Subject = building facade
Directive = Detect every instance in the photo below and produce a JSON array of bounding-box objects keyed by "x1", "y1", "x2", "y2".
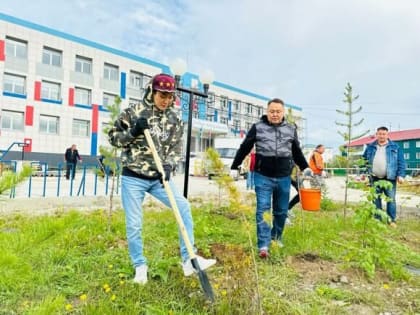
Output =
[{"x1": 0, "y1": 13, "x2": 303, "y2": 166}]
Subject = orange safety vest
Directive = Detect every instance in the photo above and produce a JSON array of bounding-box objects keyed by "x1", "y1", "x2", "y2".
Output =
[{"x1": 309, "y1": 151, "x2": 324, "y2": 175}]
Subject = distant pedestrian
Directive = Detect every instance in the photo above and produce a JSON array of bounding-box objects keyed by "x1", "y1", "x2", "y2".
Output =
[
  {"x1": 246, "y1": 148, "x2": 256, "y2": 190},
  {"x1": 309, "y1": 144, "x2": 326, "y2": 186},
  {"x1": 362, "y1": 126, "x2": 406, "y2": 227},
  {"x1": 64, "y1": 144, "x2": 82, "y2": 180}
]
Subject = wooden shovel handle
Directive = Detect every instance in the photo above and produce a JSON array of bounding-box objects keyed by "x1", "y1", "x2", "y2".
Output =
[{"x1": 143, "y1": 129, "x2": 197, "y2": 259}]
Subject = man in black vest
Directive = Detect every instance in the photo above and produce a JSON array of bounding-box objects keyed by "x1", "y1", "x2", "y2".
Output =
[{"x1": 231, "y1": 98, "x2": 311, "y2": 258}]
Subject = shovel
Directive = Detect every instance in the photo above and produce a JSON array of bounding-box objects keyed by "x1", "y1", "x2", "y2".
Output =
[{"x1": 143, "y1": 129, "x2": 215, "y2": 302}]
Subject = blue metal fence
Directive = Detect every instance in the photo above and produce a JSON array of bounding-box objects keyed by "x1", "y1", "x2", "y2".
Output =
[{"x1": 1, "y1": 161, "x2": 120, "y2": 198}]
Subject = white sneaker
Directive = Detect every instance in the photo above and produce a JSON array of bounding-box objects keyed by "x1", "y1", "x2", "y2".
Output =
[
  {"x1": 286, "y1": 218, "x2": 292, "y2": 225},
  {"x1": 182, "y1": 255, "x2": 216, "y2": 277},
  {"x1": 133, "y1": 265, "x2": 148, "y2": 284}
]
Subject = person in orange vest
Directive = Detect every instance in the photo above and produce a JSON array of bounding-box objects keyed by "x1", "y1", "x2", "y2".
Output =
[
  {"x1": 309, "y1": 144, "x2": 326, "y2": 187},
  {"x1": 309, "y1": 144, "x2": 325, "y2": 175}
]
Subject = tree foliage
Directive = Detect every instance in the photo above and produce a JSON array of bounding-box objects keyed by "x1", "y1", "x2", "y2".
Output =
[
  {"x1": 99, "y1": 96, "x2": 122, "y2": 229},
  {"x1": 335, "y1": 83, "x2": 369, "y2": 216}
]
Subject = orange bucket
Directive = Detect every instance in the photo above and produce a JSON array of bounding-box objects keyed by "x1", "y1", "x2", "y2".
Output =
[{"x1": 299, "y1": 188, "x2": 321, "y2": 211}]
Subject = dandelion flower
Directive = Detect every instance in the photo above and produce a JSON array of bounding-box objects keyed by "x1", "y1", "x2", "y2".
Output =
[
  {"x1": 103, "y1": 283, "x2": 110, "y2": 290},
  {"x1": 65, "y1": 304, "x2": 73, "y2": 311},
  {"x1": 111, "y1": 294, "x2": 116, "y2": 301},
  {"x1": 383, "y1": 283, "x2": 390, "y2": 289},
  {"x1": 105, "y1": 287, "x2": 111, "y2": 293},
  {"x1": 108, "y1": 264, "x2": 113, "y2": 269}
]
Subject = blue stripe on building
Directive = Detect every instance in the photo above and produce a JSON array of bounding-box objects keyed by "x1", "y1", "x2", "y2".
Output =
[
  {"x1": 91, "y1": 132, "x2": 98, "y2": 156},
  {"x1": 120, "y1": 72, "x2": 126, "y2": 99}
]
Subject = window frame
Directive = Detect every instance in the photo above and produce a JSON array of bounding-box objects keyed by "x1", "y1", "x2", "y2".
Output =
[
  {"x1": 39, "y1": 114, "x2": 59, "y2": 135},
  {"x1": 72, "y1": 119, "x2": 90, "y2": 137},
  {"x1": 3, "y1": 73, "x2": 26, "y2": 95},
  {"x1": 75, "y1": 55, "x2": 92, "y2": 74},
  {"x1": 5, "y1": 36, "x2": 28, "y2": 59},
  {"x1": 103, "y1": 63, "x2": 119, "y2": 81},
  {"x1": 75, "y1": 87, "x2": 92, "y2": 105},
  {"x1": 41, "y1": 80, "x2": 61, "y2": 101},
  {"x1": 42, "y1": 47, "x2": 62, "y2": 67},
  {"x1": 103, "y1": 92, "x2": 118, "y2": 106},
  {"x1": 1, "y1": 110, "x2": 24, "y2": 131}
]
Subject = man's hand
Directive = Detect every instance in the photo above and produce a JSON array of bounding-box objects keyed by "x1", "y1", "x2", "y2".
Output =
[
  {"x1": 159, "y1": 164, "x2": 172, "y2": 183},
  {"x1": 303, "y1": 168, "x2": 313, "y2": 177},
  {"x1": 397, "y1": 176, "x2": 404, "y2": 184},
  {"x1": 230, "y1": 169, "x2": 239, "y2": 179},
  {"x1": 130, "y1": 117, "x2": 149, "y2": 137}
]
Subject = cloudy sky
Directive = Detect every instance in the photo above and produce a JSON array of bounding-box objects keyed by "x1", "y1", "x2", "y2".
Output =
[{"x1": 1, "y1": 0, "x2": 419, "y2": 148}]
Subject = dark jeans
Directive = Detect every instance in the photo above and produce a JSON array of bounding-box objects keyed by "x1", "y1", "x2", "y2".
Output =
[
  {"x1": 254, "y1": 172, "x2": 291, "y2": 249},
  {"x1": 66, "y1": 162, "x2": 76, "y2": 180},
  {"x1": 288, "y1": 179, "x2": 300, "y2": 210}
]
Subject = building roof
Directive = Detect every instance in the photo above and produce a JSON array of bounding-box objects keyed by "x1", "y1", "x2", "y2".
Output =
[{"x1": 347, "y1": 128, "x2": 420, "y2": 147}]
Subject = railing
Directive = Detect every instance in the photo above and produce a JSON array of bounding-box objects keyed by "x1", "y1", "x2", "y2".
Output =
[{"x1": 1, "y1": 161, "x2": 120, "y2": 198}]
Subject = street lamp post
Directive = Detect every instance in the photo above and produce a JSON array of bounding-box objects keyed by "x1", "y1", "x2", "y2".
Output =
[{"x1": 170, "y1": 59, "x2": 214, "y2": 198}]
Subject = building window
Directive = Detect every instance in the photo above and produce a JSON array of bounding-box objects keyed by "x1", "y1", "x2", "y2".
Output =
[
  {"x1": 75, "y1": 56, "x2": 92, "y2": 74},
  {"x1": 220, "y1": 97, "x2": 227, "y2": 109},
  {"x1": 404, "y1": 153, "x2": 410, "y2": 159},
  {"x1": 103, "y1": 93, "x2": 118, "y2": 106},
  {"x1": 416, "y1": 152, "x2": 420, "y2": 159},
  {"x1": 3, "y1": 73, "x2": 26, "y2": 95},
  {"x1": 220, "y1": 117, "x2": 228, "y2": 124},
  {"x1": 416, "y1": 141, "x2": 420, "y2": 148},
  {"x1": 403, "y1": 142, "x2": 409, "y2": 149},
  {"x1": 233, "y1": 100, "x2": 240, "y2": 111},
  {"x1": 247, "y1": 103, "x2": 253, "y2": 114},
  {"x1": 41, "y1": 81, "x2": 61, "y2": 101},
  {"x1": 5, "y1": 36, "x2": 27, "y2": 59},
  {"x1": 39, "y1": 115, "x2": 59, "y2": 134},
  {"x1": 103, "y1": 63, "x2": 119, "y2": 81},
  {"x1": 42, "y1": 47, "x2": 62, "y2": 67},
  {"x1": 129, "y1": 98, "x2": 141, "y2": 107},
  {"x1": 72, "y1": 119, "x2": 90, "y2": 137},
  {"x1": 129, "y1": 71, "x2": 143, "y2": 88},
  {"x1": 245, "y1": 122, "x2": 252, "y2": 130},
  {"x1": 75, "y1": 87, "x2": 92, "y2": 105},
  {"x1": 1, "y1": 110, "x2": 24, "y2": 131},
  {"x1": 207, "y1": 93, "x2": 215, "y2": 106},
  {"x1": 233, "y1": 119, "x2": 241, "y2": 130}
]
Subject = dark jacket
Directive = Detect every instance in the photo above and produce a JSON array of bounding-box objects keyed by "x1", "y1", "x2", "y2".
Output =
[
  {"x1": 64, "y1": 148, "x2": 81, "y2": 164},
  {"x1": 231, "y1": 116, "x2": 308, "y2": 177}
]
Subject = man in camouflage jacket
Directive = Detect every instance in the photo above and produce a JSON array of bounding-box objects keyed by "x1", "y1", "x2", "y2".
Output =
[{"x1": 108, "y1": 73, "x2": 215, "y2": 284}]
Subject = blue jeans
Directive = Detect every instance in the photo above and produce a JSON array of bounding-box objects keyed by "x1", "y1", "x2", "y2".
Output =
[
  {"x1": 246, "y1": 171, "x2": 255, "y2": 189},
  {"x1": 254, "y1": 172, "x2": 291, "y2": 249},
  {"x1": 121, "y1": 175, "x2": 194, "y2": 267},
  {"x1": 372, "y1": 178, "x2": 397, "y2": 222}
]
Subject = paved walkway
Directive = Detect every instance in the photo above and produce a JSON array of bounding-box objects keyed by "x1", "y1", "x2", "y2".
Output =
[{"x1": 1, "y1": 174, "x2": 419, "y2": 216}]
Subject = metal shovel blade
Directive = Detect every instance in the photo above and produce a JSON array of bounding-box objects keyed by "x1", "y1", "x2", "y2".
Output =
[{"x1": 191, "y1": 258, "x2": 215, "y2": 302}]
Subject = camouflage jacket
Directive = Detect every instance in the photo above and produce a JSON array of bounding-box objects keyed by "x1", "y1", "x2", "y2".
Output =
[{"x1": 108, "y1": 91, "x2": 183, "y2": 179}]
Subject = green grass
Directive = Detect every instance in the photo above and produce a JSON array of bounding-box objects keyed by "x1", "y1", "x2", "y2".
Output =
[{"x1": 0, "y1": 200, "x2": 419, "y2": 314}]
